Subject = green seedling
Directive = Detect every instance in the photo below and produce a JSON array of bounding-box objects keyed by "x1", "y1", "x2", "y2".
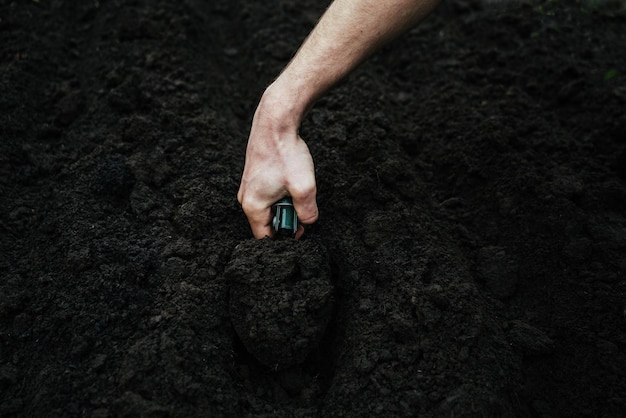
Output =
[{"x1": 604, "y1": 69, "x2": 618, "y2": 81}]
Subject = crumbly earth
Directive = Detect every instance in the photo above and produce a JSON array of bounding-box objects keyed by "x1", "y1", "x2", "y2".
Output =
[
  {"x1": 1, "y1": 0, "x2": 625, "y2": 417},
  {"x1": 226, "y1": 238, "x2": 334, "y2": 370}
]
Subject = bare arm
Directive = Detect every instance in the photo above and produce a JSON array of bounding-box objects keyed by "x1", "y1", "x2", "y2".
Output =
[{"x1": 237, "y1": 0, "x2": 441, "y2": 239}]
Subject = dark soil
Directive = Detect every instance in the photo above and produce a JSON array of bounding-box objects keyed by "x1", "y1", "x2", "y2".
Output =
[{"x1": 1, "y1": 0, "x2": 625, "y2": 416}]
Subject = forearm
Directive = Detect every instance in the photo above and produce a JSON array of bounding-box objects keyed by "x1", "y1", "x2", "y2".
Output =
[
  {"x1": 239, "y1": 0, "x2": 441, "y2": 238},
  {"x1": 264, "y1": 0, "x2": 442, "y2": 125}
]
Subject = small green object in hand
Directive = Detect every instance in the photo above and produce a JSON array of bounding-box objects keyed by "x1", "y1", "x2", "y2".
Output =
[{"x1": 272, "y1": 197, "x2": 298, "y2": 237}]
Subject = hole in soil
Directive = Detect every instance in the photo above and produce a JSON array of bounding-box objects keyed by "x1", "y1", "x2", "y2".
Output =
[
  {"x1": 306, "y1": 251, "x2": 349, "y2": 391},
  {"x1": 422, "y1": 258, "x2": 436, "y2": 285},
  {"x1": 232, "y1": 329, "x2": 261, "y2": 368},
  {"x1": 302, "y1": 297, "x2": 340, "y2": 396}
]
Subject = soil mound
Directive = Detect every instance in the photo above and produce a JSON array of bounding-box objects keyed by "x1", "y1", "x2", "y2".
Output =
[{"x1": 227, "y1": 238, "x2": 334, "y2": 370}]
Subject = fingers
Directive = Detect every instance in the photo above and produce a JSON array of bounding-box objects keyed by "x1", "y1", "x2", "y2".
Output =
[
  {"x1": 290, "y1": 184, "x2": 319, "y2": 226},
  {"x1": 295, "y1": 224, "x2": 305, "y2": 240},
  {"x1": 249, "y1": 215, "x2": 273, "y2": 239},
  {"x1": 293, "y1": 191, "x2": 317, "y2": 240},
  {"x1": 240, "y1": 188, "x2": 317, "y2": 240},
  {"x1": 239, "y1": 194, "x2": 274, "y2": 239}
]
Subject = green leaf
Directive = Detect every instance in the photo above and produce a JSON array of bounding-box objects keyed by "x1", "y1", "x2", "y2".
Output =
[{"x1": 604, "y1": 69, "x2": 618, "y2": 81}]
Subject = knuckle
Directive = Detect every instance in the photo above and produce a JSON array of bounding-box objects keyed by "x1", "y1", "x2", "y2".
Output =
[
  {"x1": 290, "y1": 182, "x2": 316, "y2": 200},
  {"x1": 240, "y1": 196, "x2": 263, "y2": 215}
]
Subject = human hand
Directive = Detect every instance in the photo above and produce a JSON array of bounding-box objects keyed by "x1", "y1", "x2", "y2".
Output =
[{"x1": 237, "y1": 90, "x2": 319, "y2": 239}]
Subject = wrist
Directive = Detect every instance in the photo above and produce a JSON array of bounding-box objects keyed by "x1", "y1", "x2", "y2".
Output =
[
  {"x1": 261, "y1": 71, "x2": 319, "y2": 127},
  {"x1": 248, "y1": 82, "x2": 307, "y2": 153}
]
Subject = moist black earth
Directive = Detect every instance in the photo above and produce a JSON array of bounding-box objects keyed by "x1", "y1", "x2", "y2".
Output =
[
  {"x1": 227, "y1": 238, "x2": 334, "y2": 370},
  {"x1": 1, "y1": 0, "x2": 625, "y2": 417}
]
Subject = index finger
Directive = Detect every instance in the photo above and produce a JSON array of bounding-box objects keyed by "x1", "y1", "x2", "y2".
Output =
[{"x1": 242, "y1": 200, "x2": 274, "y2": 239}]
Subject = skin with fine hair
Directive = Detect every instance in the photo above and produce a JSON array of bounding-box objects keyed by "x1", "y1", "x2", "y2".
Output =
[{"x1": 237, "y1": 0, "x2": 442, "y2": 239}]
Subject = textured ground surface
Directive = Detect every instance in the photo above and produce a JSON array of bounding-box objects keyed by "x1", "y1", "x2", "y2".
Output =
[{"x1": 1, "y1": 0, "x2": 625, "y2": 416}]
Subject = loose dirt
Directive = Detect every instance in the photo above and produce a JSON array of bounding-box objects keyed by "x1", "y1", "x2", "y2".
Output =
[{"x1": 1, "y1": 0, "x2": 625, "y2": 416}]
